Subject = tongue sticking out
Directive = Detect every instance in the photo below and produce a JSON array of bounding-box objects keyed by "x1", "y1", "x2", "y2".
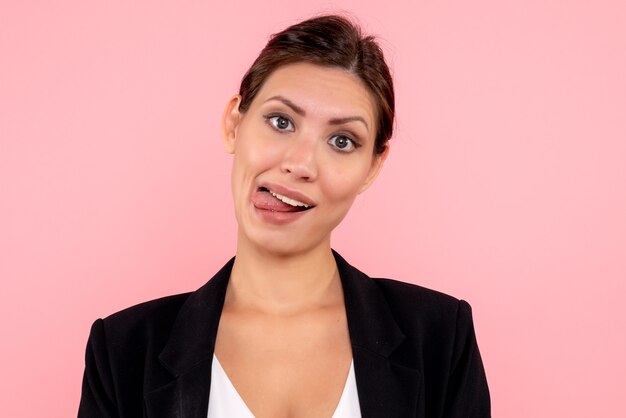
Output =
[{"x1": 251, "y1": 190, "x2": 305, "y2": 212}]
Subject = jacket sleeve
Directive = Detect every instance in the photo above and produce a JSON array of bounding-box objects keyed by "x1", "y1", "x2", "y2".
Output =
[
  {"x1": 443, "y1": 300, "x2": 491, "y2": 418},
  {"x1": 78, "y1": 319, "x2": 119, "y2": 418}
]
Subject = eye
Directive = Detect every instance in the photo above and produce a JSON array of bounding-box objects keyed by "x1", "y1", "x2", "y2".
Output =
[
  {"x1": 264, "y1": 114, "x2": 295, "y2": 132},
  {"x1": 328, "y1": 135, "x2": 359, "y2": 153}
]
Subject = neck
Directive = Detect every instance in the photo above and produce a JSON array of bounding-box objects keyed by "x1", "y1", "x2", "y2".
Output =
[{"x1": 227, "y1": 235, "x2": 342, "y2": 315}]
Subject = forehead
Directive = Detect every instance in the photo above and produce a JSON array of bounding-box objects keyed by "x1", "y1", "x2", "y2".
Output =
[{"x1": 252, "y1": 62, "x2": 377, "y2": 124}]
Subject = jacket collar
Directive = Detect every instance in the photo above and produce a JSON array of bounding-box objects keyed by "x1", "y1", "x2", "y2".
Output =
[
  {"x1": 146, "y1": 251, "x2": 420, "y2": 418},
  {"x1": 145, "y1": 259, "x2": 233, "y2": 418},
  {"x1": 334, "y1": 251, "x2": 421, "y2": 417},
  {"x1": 333, "y1": 250, "x2": 405, "y2": 356},
  {"x1": 157, "y1": 257, "x2": 233, "y2": 377}
]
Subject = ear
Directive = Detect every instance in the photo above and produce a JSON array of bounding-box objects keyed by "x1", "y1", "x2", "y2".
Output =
[
  {"x1": 358, "y1": 143, "x2": 390, "y2": 194},
  {"x1": 221, "y1": 95, "x2": 242, "y2": 154}
]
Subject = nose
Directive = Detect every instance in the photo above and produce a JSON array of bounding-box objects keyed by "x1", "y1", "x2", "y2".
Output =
[{"x1": 280, "y1": 136, "x2": 318, "y2": 181}]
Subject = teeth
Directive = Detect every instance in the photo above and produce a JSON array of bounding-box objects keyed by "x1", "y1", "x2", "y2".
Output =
[{"x1": 269, "y1": 190, "x2": 311, "y2": 208}]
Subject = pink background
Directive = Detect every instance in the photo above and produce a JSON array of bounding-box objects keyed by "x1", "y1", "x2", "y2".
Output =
[{"x1": 1, "y1": 1, "x2": 625, "y2": 417}]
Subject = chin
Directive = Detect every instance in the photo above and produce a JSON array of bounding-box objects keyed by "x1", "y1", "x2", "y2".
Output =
[{"x1": 238, "y1": 224, "x2": 329, "y2": 258}]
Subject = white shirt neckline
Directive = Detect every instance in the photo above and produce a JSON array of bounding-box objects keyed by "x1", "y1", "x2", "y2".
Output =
[{"x1": 207, "y1": 354, "x2": 362, "y2": 418}]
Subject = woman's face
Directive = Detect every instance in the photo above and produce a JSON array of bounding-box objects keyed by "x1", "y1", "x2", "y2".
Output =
[{"x1": 222, "y1": 62, "x2": 388, "y2": 256}]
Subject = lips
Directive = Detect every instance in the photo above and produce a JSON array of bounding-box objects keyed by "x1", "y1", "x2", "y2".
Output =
[
  {"x1": 251, "y1": 188, "x2": 312, "y2": 213},
  {"x1": 267, "y1": 189, "x2": 311, "y2": 209},
  {"x1": 251, "y1": 183, "x2": 316, "y2": 213}
]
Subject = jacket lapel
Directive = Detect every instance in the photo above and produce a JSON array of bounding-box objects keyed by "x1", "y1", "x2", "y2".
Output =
[
  {"x1": 144, "y1": 363, "x2": 213, "y2": 418},
  {"x1": 145, "y1": 258, "x2": 234, "y2": 418},
  {"x1": 334, "y1": 251, "x2": 422, "y2": 418},
  {"x1": 144, "y1": 253, "x2": 421, "y2": 417}
]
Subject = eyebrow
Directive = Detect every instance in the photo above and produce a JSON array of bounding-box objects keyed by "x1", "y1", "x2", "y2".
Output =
[
  {"x1": 328, "y1": 116, "x2": 369, "y2": 132},
  {"x1": 265, "y1": 95, "x2": 305, "y2": 115},
  {"x1": 264, "y1": 95, "x2": 370, "y2": 132}
]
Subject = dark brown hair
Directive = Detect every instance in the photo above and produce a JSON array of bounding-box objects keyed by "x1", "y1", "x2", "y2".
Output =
[{"x1": 238, "y1": 15, "x2": 394, "y2": 154}]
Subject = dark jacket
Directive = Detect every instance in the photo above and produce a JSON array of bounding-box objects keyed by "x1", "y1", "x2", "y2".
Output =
[{"x1": 79, "y1": 251, "x2": 490, "y2": 417}]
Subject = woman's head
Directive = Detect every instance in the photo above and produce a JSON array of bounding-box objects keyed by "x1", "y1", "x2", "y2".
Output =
[
  {"x1": 222, "y1": 15, "x2": 394, "y2": 256},
  {"x1": 238, "y1": 15, "x2": 394, "y2": 154}
]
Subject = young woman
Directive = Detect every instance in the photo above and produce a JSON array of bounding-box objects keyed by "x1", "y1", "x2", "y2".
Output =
[{"x1": 79, "y1": 15, "x2": 490, "y2": 418}]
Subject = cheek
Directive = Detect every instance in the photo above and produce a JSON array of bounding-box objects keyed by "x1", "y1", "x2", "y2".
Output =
[
  {"x1": 319, "y1": 161, "x2": 371, "y2": 204},
  {"x1": 233, "y1": 135, "x2": 280, "y2": 178},
  {"x1": 237, "y1": 122, "x2": 286, "y2": 165}
]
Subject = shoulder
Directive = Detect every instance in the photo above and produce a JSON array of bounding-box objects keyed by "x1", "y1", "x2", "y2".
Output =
[
  {"x1": 334, "y1": 250, "x2": 474, "y2": 338},
  {"x1": 367, "y1": 280, "x2": 490, "y2": 415},
  {"x1": 372, "y1": 277, "x2": 472, "y2": 316},
  {"x1": 372, "y1": 277, "x2": 462, "y2": 312},
  {"x1": 91, "y1": 292, "x2": 192, "y2": 357},
  {"x1": 102, "y1": 292, "x2": 191, "y2": 331},
  {"x1": 88, "y1": 257, "x2": 234, "y2": 360},
  {"x1": 370, "y1": 277, "x2": 475, "y2": 341}
]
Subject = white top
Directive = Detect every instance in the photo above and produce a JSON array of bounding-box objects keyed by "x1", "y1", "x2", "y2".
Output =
[{"x1": 207, "y1": 355, "x2": 362, "y2": 418}]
